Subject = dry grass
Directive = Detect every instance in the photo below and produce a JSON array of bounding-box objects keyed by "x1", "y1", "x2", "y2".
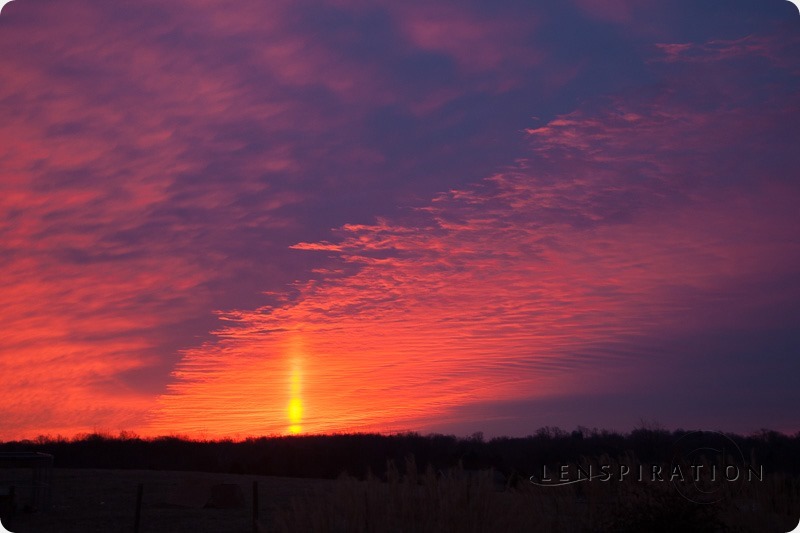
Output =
[
  {"x1": 273, "y1": 456, "x2": 583, "y2": 533},
  {"x1": 2, "y1": 468, "x2": 338, "y2": 533},
  {"x1": 1, "y1": 460, "x2": 798, "y2": 532},
  {"x1": 273, "y1": 455, "x2": 615, "y2": 532},
  {"x1": 273, "y1": 455, "x2": 800, "y2": 533}
]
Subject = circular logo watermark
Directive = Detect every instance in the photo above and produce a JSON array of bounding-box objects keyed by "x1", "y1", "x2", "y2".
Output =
[{"x1": 669, "y1": 431, "x2": 752, "y2": 504}]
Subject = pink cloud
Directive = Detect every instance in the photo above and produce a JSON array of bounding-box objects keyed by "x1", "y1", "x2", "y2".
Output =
[
  {"x1": 1, "y1": 0, "x2": 796, "y2": 440},
  {"x1": 395, "y1": 4, "x2": 542, "y2": 76},
  {"x1": 0, "y1": 0, "x2": 326, "y2": 439},
  {"x1": 150, "y1": 36, "x2": 800, "y2": 437},
  {"x1": 150, "y1": 174, "x2": 798, "y2": 437},
  {"x1": 570, "y1": 0, "x2": 661, "y2": 25}
]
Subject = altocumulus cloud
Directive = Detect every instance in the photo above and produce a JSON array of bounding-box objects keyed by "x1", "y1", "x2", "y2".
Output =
[
  {"x1": 149, "y1": 29, "x2": 800, "y2": 437},
  {"x1": 1, "y1": 0, "x2": 798, "y2": 439}
]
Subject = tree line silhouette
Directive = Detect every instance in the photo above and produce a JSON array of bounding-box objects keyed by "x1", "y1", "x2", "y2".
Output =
[{"x1": 1, "y1": 427, "x2": 798, "y2": 481}]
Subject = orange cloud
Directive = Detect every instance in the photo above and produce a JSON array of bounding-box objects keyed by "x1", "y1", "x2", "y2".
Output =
[
  {"x1": 2, "y1": 0, "x2": 796, "y2": 441},
  {"x1": 149, "y1": 28, "x2": 800, "y2": 437}
]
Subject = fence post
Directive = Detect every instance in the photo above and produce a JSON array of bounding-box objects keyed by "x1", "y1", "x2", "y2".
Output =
[
  {"x1": 252, "y1": 481, "x2": 259, "y2": 533},
  {"x1": 134, "y1": 483, "x2": 143, "y2": 533}
]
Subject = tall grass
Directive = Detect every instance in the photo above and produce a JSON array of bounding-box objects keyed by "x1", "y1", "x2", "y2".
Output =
[
  {"x1": 273, "y1": 455, "x2": 583, "y2": 532},
  {"x1": 272, "y1": 454, "x2": 800, "y2": 533}
]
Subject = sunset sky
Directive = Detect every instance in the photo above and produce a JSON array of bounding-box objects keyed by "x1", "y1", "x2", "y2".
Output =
[{"x1": 1, "y1": 0, "x2": 798, "y2": 441}]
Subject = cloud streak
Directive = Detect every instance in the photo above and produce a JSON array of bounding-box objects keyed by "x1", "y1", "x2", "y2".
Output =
[
  {"x1": 150, "y1": 28, "x2": 800, "y2": 437},
  {"x1": 1, "y1": 0, "x2": 797, "y2": 439}
]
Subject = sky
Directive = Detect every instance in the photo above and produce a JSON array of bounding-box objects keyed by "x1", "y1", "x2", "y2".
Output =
[{"x1": 0, "y1": 0, "x2": 798, "y2": 441}]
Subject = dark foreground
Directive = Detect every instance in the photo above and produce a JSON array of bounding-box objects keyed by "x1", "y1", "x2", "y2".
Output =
[
  {"x1": 1, "y1": 429, "x2": 799, "y2": 531},
  {"x1": 1, "y1": 466, "x2": 798, "y2": 533}
]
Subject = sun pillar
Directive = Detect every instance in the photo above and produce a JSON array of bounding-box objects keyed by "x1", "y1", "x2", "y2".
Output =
[{"x1": 287, "y1": 339, "x2": 304, "y2": 435}]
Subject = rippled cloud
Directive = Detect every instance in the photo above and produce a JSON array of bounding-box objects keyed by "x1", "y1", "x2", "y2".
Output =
[
  {"x1": 150, "y1": 27, "x2": 800, "y2": 437},
  {"x1": 1, "y1": 0, "x2": 797, "y2": 439}
]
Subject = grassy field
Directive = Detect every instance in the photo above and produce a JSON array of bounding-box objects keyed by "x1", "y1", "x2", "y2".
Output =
[
  {"x1": 2, "y1": 468, "x2": 338, "y2": 533},
  {"x1": 2, "y1": 464, "x2": 798, "y2": 532}
]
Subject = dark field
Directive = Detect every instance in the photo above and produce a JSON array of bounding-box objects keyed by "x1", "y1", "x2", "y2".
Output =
[
  {"x1": 3, "y1": 468, "x2": 336, "y2": 533},
  {"x1": 2, "y1": 464, "x2": 798, "y2": 533},
  {"x1": 1, "y1": 429, "x2": 799, "y2": 532}
]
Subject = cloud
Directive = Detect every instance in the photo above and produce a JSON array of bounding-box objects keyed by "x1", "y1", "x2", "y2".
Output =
[
  {"x1": 149, "y1": 30, "x2": 800, "y2": 437},
  {"x1": 1, "y1": 0, "x2": 797, "y2": 439}
]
